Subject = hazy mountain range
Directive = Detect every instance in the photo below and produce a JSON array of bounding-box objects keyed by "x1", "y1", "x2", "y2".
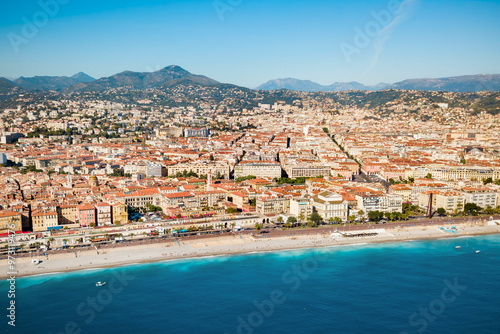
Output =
[
  {"x1": 257, "y1": 74, "x2": 500, "y2": 93},
  {"x1": 256, "y1": 78, "x2": 389, "y2": 92},
  {"x1": 2, "y1": 66, "x2": 500, "y2": 93}
]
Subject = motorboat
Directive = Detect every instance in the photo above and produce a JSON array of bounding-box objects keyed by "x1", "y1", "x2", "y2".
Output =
[
  {"x1": 96, "y1": 282, "x2": 106, "y2": 287},
  {"x1": 455, "y1": 246, "x2": 461, "y2": 249}
]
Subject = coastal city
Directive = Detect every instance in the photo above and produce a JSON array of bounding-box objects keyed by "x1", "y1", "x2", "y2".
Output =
[
  {"x1": 2, "y1": 0, "x2": 500, "y2": 332},
  {"x1": 1, "y1": 83, "x2": 499, "y2": 260}
]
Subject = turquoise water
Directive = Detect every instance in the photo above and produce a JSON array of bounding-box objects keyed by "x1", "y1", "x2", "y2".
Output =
[{"x1": 2, "y1": 235, "x2": 500, "y2": 334}]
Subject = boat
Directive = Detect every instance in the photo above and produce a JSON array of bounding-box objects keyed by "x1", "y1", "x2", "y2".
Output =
[
  {"x1": 476, "y1": 250, "x2": 480, "y2": 254},
  {"x1": 455, "y1": 246, "x2": 461, "y2": 249},
  {"x1": 96, "y1": 282, "x2": 106, "y2": 287}
]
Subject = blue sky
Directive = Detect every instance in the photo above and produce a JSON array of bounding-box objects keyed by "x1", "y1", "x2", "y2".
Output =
[{"x1": 1, "y1": 0, "x2": 499, "y2": 88}]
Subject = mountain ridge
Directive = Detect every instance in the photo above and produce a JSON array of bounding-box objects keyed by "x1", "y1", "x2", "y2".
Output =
[{"x1": 257, "y1": 74, "x2": 500, "y2": 93}]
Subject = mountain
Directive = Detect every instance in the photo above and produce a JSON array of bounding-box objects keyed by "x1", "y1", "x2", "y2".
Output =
[
  {"x1": 256, "y1": 78, "x2": 388, "y2": 92},
  {"x1": 67, "y1": 65, "x2": 220, "y2": 92},
  {"x1": 389, "y1": 74, "x2": 500, "y2": 92},
  {"x1": 0, "y1": 77, "x2": 20, "y2": 94},
  {"x1": 71, "y1": 72, "x2": 95, "y2": 83},
  {"x1": 13, "y1": 72, "x2": 96, "y2": 91}
]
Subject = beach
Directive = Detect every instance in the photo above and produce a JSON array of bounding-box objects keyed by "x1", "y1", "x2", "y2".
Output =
[{"x1": 2, "y1": 221, "x2": 500, "y2": 279}]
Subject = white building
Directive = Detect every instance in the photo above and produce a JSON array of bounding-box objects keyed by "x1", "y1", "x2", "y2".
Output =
[
  {"x1": 289, "y1": 198, "x2": 313, "y2": 218},
  {"x1": 312, "y1": 191, "x2": 349, "y2": 221},
  {"x1": 234, "y1": 161, "x2": 282, "y2": 179}
]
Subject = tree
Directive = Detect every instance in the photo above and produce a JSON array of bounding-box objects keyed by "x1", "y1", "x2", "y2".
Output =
[
  {"x1": 464, "y1": 203, "x2": 482, "y2": 215},
  {"x1": 484, "y1": 206, "x2": 495, "y2": 215},
  {"x1": 298, "y1": 213, "x2": 305, "y2": 224},
  {"x1": 348, "y1": 215, "x2": 356, "y2": 223},
  {"x1": 308, "y1": 212, "x2": 322, "y2": 225},
  {"x1": 425, "y1": 173, "x2": 433, "y2": 179},
  {"x1": 368, "y1": 211, "x2": 384, "y2": 222},
  {"x1": 277, "y1": 216, "x2": 284, "y2": 224},
  {"x1": 226, "y1": 207, "x2": 238, "y2": 214},
  {"x1": 437, "y1": 208, "x2": 447, "y2": 217},
  {"x1": 255, "y1": 223, "x2": 263, "y2": 230},
  {"x1": 334, "y1": 217, "x2": 342, "y2": 224},
  {"x1": 358, "y1": 210, "x2": 365, "y2": 217},
  {"x1": 482, "y1": 177, "x2": 493, "y2": 185},
  {"x1": 287, "y1": 216, "x2": 297, "y2": 225}
]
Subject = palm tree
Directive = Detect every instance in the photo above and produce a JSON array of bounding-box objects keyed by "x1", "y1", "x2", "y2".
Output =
[
  {"x1": 47, "y1": 237, "x2": 55, "y2": 248},
  {"x1": 329, "y1": 217, "x2": 334, "y2": 224},
  {"x1": 63, "y1": 238, "x2": 69, "y2": 245},
  {"x1": 298, "y1": 213, "x2": 305, "y2": 225},
  {"x1": 277, "y1": 216, "x2": 284, "y2": 224},
  {"x1": 334, "y1": 217, "x2": 342, "y2": 225}
]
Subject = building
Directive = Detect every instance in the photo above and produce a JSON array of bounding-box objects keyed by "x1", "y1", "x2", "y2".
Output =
[
  {"x1": 167, "y1": 162, "x2": 230, "y2": 179},
  {"x1": 311, "y1": 191, "x2": 349, "y2": 221},
  {"x1": 462, "y1": 187, "x2": 497, "y2": 209},
  {"x1": 112, "y1": 202, "x2": 128, "y2": 225},
  {"x1": 256, "y1": 196, "x2": 290, "y2": 215},
  {"x1": 184, "y1": 128, "x2": 210, "y2": 138},
  {"x1": 58, "y1": 204, "x2": 79, "y2": 225},
  {"x1": 234, "y1": 161, "x2": 282, "y2": 179},
  {"x1": 418, "y1": 191, "x2": 465, "y2": 214},
  {"x1": 356, "y1": 194, "x2": 403, "y2": 214},
  {"x1": 78, "y1": 204, "x2": 96, "y2": 227},
  {"x1": 0, "y1": 211, "x2": 22, "y2": 234},
  {"x1": 289, "y1": 198, "x2": 313, "y2": 219},
  {"x1": 146, "y1": 164, "x2": 165, "y2": 177},
  {"x1": 389, "y1": 184, "x2": 412, "y2": 203},
  {"x1": 156, "y1": 127, "x2": 183, "y2": 138},
  {"x1": 32, "y1": 211, "x2": 59, "y2": 232},
  {"x1": 96, "y1": 203, "x2": 112, "y2": 227},
  {"x1": 286, "y1": 165, "x2": 331, "y2": 179}
]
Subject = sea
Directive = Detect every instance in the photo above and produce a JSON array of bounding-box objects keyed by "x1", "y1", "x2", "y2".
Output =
[{"x1": 2, "y1": 234, "x2": 500, "y2": 334}]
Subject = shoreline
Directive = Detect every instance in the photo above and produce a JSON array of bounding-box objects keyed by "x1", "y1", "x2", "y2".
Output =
[{"x1": 2, "y1": 223, "x2": 500, "y2": 279}]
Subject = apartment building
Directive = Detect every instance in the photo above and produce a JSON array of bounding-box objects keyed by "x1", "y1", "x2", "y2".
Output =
[
  {"x1": 289, "y1": 198, "x2": 313, "y2": 218},
  {"x1": 96, "y1": 203, "x2": 112, "y2": 227},
  {"x1": 356, "y1": 194, "x2": 403, "y2": 214},
  {"x1": 0, "y1": 211, "x2": 22, "y2": 234},
  {"x1": 32, "y1": 211, "x2": 59, "y2": 232},
  {"x1": 234, "y1": 161, "x2": 282, "y2": 179},
  {"x1": 462, "y1": 187, "x2": 497, "y2": 209},
  {"x1": 256, "y1": 196, "x2": 290, "y2": 215},
  {"x1": 112, "y1": 202, "x2": 129, "y2": 225}
]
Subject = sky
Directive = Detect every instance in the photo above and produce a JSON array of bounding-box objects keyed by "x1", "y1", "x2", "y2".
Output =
[{"x1": 0, "y1": 0, "x2": 499, "y2": 88}]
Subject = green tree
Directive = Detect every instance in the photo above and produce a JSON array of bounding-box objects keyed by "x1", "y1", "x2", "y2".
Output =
[
  {"x1": 437, "y1": 208, "x2": 447, "y2": 216},
  {"x1": 368, "y1": 211, "x2": 384, "y2": 222},
  {"x1": 287, "y1": 216, "x2": 297, "y2": 225},
  {"x1": 226, "y1": 207, "x2": 238, "y2": 214},
  {"x1": 425, "y1": 173, "x2": 433, "y2": 179},
  {"x1": 334, "y1": 217, "x2": 342, "y2": 224},
  {"x1": 308, "y1": 212, "x2": 322, "y2": 225},
  {"x1": 482, "y1": 177, "x2": 493, "y2": 185}
]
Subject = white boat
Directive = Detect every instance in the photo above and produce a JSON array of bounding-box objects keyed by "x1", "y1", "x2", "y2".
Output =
[
  {"x1": 476, "y1": 250, "x2": 480, "y2": 254},
  {"x1": 455, "y1": 246, "x2": 461, "y2": 249},
  {"x1": 32, "y1": 259, "x2": 40, "y2": 264},
  {"x1": 96, "y1": 281, "x2": 106, "y2": 287}
]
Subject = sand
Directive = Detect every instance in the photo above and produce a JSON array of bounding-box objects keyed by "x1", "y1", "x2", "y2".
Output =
[{"x1": 2, "y1": 222, "x2": 500, "y2": 279}]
